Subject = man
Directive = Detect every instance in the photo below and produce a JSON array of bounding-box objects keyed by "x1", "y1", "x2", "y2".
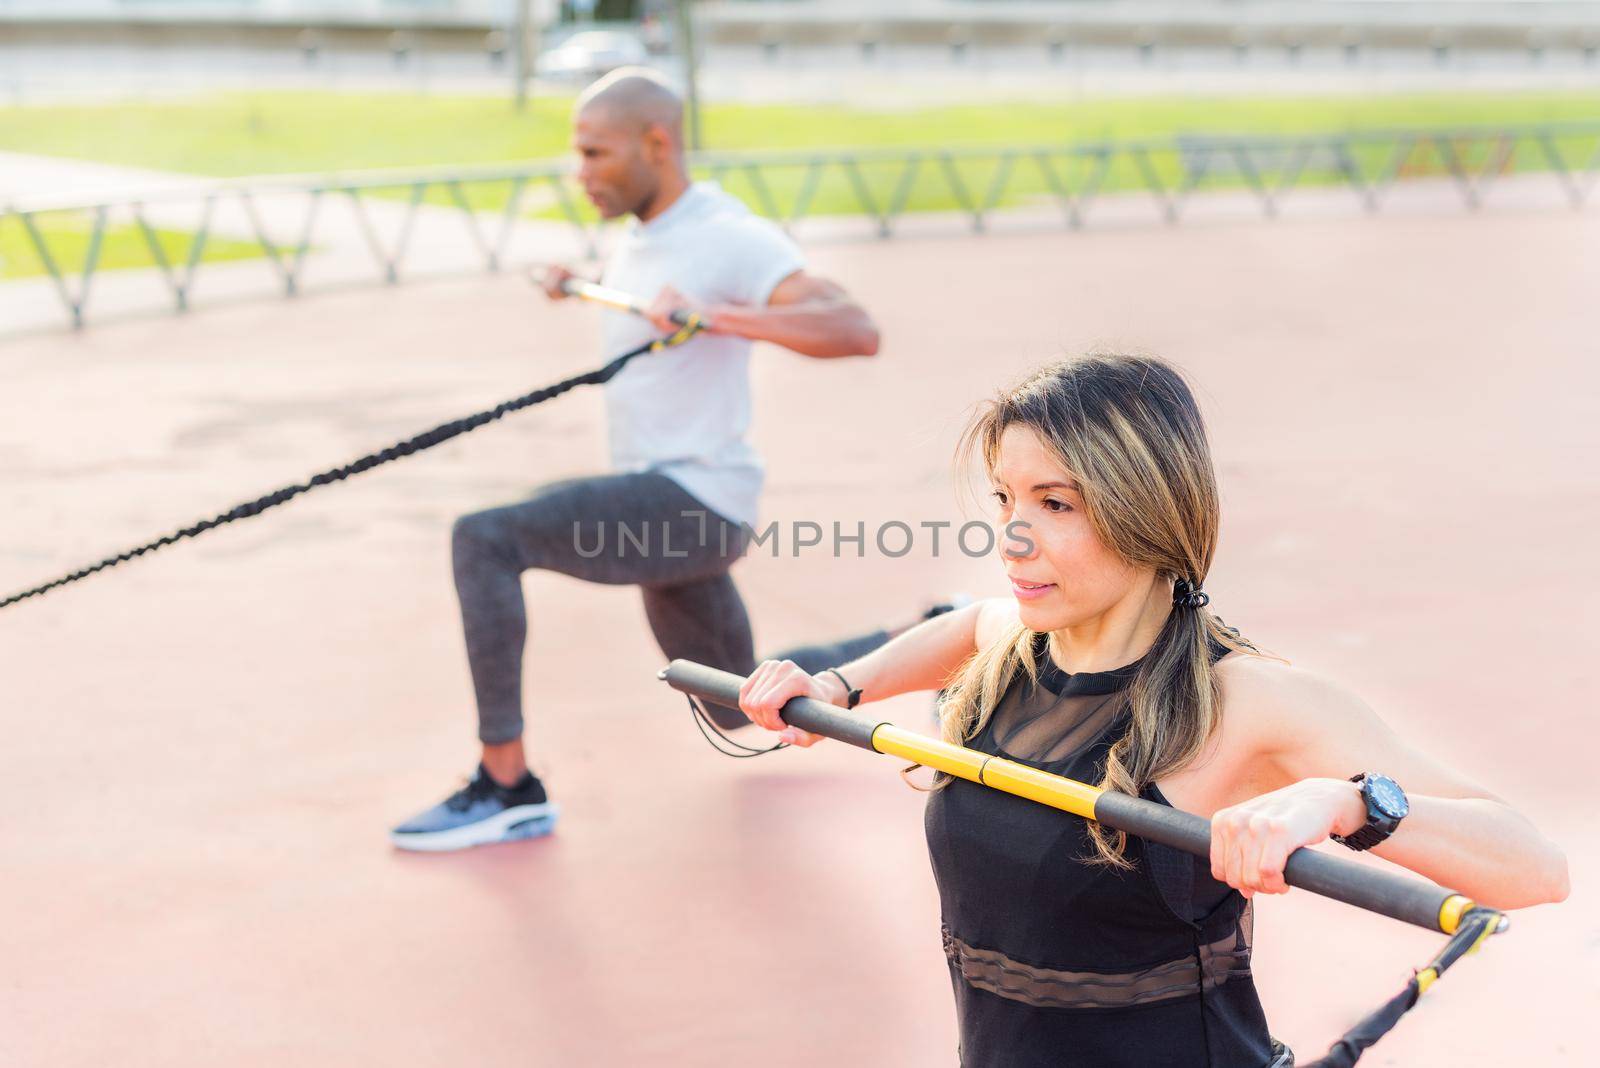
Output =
[{"x1": 390, "y1": 69, "x2": 892, "y2": 851}]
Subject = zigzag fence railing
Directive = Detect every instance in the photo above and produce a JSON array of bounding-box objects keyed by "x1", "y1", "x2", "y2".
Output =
[{"x1": 3, "y1": 122, "x2": 1598, "y2": 330}]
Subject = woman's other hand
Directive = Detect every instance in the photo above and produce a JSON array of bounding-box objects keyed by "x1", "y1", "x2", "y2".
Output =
[
  {"x1": 737, "y1": 659, "x2": 843, "y2": 747},
  {"x1": 1209, "y1": 778, "x2": 1366, "y2": 899}
]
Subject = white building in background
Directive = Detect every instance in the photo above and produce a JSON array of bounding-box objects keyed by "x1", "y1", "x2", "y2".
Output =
[
  {"x1": 2, "y1": 0, "x2": 1597, "y2": 98},
  {"x1": 0, "y1": 1, "x2": 511, "y2": 15},
  {"x1": 4, "y1": 1, "x2": 1600, "y2": 18},
  {"x1": 0, "y1": 2, "x2": 529, "y2": 17}
]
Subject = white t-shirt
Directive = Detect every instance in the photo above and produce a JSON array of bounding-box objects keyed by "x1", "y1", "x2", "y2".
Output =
[{"x1": 599, "y1": 182, "x2": 804, "y2": 528}]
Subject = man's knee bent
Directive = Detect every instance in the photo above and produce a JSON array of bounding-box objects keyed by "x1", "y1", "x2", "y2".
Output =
[{"x1": 452, "y1": 509, "x2": 515, "y2": 570}]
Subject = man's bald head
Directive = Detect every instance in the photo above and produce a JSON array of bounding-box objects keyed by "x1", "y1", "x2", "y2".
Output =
[
  {"x1": 575, "y1": 67, "x2": 684, "y2": 150},
  {"x1": 571, "y1": 67, "x2": 690, "y2": 222}
]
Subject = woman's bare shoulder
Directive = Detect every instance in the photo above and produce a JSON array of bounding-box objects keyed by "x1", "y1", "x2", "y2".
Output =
[
  {"x1": 1214, "y1": 650, "x2": 1373, "y2": 750},
  {"x1": 973, "y1": 597, "x2": 1021, "y2": 649}
]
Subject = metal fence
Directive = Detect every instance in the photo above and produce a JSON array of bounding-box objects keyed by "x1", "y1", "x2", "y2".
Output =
[{"x1": 4, "y1": 121, "x2": 1598, "y2": 330}]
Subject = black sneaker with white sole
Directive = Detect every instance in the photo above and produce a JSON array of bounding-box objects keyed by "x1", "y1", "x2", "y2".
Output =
[{"x1": 389, "y1": 764, "x2": 558, "y2": 852}]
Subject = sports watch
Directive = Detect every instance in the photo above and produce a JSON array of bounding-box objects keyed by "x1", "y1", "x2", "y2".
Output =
[{"x1": 1331, "y1": 773, "x2": 1408, "y2": 851}]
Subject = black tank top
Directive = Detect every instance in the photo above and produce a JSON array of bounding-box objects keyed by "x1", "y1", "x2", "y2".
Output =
[{"x1": 923, "y1": 633, "x2": 1274, "y2": 1067}]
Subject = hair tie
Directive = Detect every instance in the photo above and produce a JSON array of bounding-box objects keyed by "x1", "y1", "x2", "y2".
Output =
[{"x1": 1172, "y1": 578, "x2": 1210, "y2": 610}]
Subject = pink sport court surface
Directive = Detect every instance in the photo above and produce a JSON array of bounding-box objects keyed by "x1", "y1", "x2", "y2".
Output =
[{"x1": 2, "y1": 203, "x2": 1596, "y2": 1066}]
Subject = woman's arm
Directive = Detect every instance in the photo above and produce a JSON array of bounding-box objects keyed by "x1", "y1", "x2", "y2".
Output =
[
  {"x1": 1200, "y1": 657, "x2": 1570, "y2": 911},
  {"x1": 740, "y1": 598, "x2": 1010, "y2": 745},
  {"x1": 827, "y1": 597, "x2": 1011, "y2": 704}
]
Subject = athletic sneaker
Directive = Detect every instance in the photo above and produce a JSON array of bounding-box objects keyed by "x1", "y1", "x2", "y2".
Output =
[{"x1": 389, "y1": 764, "x2": 558, "y2": 852}]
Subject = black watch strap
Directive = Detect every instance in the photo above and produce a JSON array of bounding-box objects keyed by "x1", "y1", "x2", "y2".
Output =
[
  {"x1": 821, "y1": 668, "x2": 863, "y2": 709},
  {"x1": 1335, "y1": 822, "x2": 1390, "y2": 852},
  {"x1": 1332, "y1": 773, "x2": 1405, "y2": 852}
]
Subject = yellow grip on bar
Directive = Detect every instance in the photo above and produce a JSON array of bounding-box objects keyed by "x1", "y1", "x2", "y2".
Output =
[
  {"x1": 871, "y1": 724, "x2": 989, "y2": 780},
  {"x1": 870, "y1": 724, "x2": 1103, "y2": 820},
  {"x1": 1437, "y1": 894, "x2": 1476, "y2": 935},
  {"x1": 980, "y1": 758, "x2": 1103, "y2": 820}
]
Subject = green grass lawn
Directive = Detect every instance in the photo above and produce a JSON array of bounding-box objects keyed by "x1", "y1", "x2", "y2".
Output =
[
  {"x1": 1, "y1": 89, "x2": 1596, "y2": 258},
  {"x1": 4, "y1": 89, "x2": 1599, "y2": 175},
  {"x1": 0, "y1": 212, "x2": 266, "y2": 282}
]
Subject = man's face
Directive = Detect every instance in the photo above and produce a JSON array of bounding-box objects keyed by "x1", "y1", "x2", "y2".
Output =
[{"x1": 572, "y1": 106, "x2": 655, "y2": 220}]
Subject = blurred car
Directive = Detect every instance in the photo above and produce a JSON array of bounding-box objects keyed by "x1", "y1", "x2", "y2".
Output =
[{"x1": 538, "y1": 30, "x2": 650, "y2": 82}]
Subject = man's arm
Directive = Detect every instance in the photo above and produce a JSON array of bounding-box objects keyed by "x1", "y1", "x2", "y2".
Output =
[
  {"x1": 531, "y1": 264, "x2": 593, "y2": 302},
  {"x1": 646, "y1": 271, "x2": 880, "y2": 359}
]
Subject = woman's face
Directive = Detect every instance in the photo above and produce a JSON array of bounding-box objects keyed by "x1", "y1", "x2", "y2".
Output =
[{"x1": 990, "y1": 424, "x2": 1144, "y2": 633}]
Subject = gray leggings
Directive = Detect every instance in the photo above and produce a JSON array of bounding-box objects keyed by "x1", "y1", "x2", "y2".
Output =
[{"x1": 452, "y1": 471, "x2": 889, "y2": 743}]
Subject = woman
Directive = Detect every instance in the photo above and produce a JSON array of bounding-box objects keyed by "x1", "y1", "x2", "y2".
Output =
[{"x1": 737, "y1": 355, "x2": 1568, "y2": 1067}]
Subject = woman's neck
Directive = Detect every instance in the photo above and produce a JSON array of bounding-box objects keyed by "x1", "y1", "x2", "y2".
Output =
[{"x1": 1050, "y1": 575, "x2": 1172, "y2": 675}]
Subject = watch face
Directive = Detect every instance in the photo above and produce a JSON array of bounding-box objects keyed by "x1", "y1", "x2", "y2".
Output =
[{"x1": 1368, "y1": 775, "x2": 1409, "y2": 820}]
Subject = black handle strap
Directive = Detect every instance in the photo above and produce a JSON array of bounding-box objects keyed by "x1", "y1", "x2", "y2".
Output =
[
  {"x1": 820, "y1": 667, "x2": 864, "y2": 709},
  {"x1": 1, "y1": 326, "x2": 701, "y2": 612}
]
